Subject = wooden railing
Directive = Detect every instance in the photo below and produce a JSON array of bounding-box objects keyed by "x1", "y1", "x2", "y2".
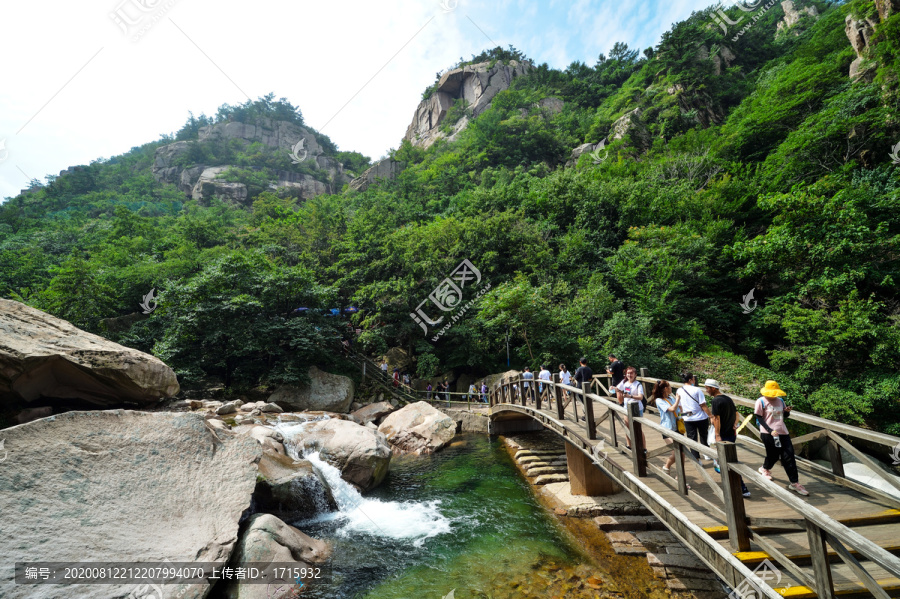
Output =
[
  {"x1": 489, "y1": 373, "x2": 900, "y2": 599},
  {"x1": 345, "y1": 349, "x2": 489, "y2": 411}
]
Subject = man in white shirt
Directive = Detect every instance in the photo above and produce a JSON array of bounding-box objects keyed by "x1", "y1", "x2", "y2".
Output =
[
  {"x1": 676, "y1": 371, "x2": 712, "y2": 460},
  {"x1": 522, "y1": 367, "x2": 535, "y2": 403},
  {"x1": 538, "y1": 365, "x2": 551, "y2": 398},
  {"x1": 616, "y1": 366, "x2": 646, "y2": 450}
]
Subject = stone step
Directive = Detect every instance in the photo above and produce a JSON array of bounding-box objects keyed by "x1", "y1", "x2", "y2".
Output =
[
  {"x1": 647, "y1": 552, "x2": 709, "y2": 572},
  {"x1": 525, "y1": 466, "x2": 568, "y2": 476},
  {"x1": 533, "y1": 473, "x2": 569, "y2": 485},
  {"x1": 515, "y1": 449, "x2": 566, "y2": 459},
  {"x1": 517, "y1": 454, "x2": 564, "y2": 464},
  {"x1": 594, "y1": 515, "x2": 658, "y2": 532},
  {"x1": 606, "y1": 531, "x2": 648, "y2": 556}
]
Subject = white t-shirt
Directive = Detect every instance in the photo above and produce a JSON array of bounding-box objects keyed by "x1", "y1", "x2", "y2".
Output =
[
  {"x1": 616, "y1": 380, "x2": 644, "y2": 405},
  {"x1": 538, "y1": 370, "x2": 551, "y2": 387},
  {"x1": 677, "y1": 384, "x2": 708, "y2": 422},
  {"x1": 560, "y1": 370, "x2": 571, "y2": 385}
]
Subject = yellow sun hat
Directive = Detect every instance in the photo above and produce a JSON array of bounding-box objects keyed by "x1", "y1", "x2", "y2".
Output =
[{"x1": 760, "y1": 380, "x2": 787, "y2": 398}]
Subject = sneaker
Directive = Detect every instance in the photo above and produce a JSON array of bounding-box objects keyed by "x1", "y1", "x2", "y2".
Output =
[
  {"x1": 788, "y1": 482, "x2": 809, "y2": 496},
  {"x1": 714, "y1": 464, "x2": 721, "y2": 474},
  {"x1": 758, "y1": 467, "x2": 773, "y2": 480},
  {"x1": 741, "y1": 484, "x2": 751, "y2": 498},
  {"x1": 662, "y1": 466, "x2": 671, "y2": 473}
]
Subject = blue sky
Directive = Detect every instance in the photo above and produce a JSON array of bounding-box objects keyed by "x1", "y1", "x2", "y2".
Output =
[{"x1": 0, "y1": 0, "x2": 714, "y2": 200}]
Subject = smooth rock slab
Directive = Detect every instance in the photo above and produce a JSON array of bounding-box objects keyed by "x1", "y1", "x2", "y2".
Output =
[
  {"x1": 0, "y1": 410, "x2": 261, "y2": 599},
  {"x1": 0, "y1": 298, "x2": 179, "y2": 406},
  {"x1": 269, "y1": 366, "x2": 355, "y2": 413},
  {"x1": 377, "y1": 401, "x2": 456, "y2": 455}
]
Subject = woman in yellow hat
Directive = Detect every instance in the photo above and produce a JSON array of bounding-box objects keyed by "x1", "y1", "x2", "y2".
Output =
[{"x1": 754, "y1": 380, "x2": 808, "y2": 496}]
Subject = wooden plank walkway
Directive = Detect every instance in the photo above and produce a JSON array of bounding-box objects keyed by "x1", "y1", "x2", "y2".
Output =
[{"x1": 489, "y1": 379, "x2": 900, "y2": 599}]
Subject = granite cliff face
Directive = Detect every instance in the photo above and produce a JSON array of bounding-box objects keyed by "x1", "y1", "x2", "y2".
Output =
[
  {"x1": 404, "y1": 60, "x2": 531, "y2": 149},
  {"x1": 152, "y1": 118, "x2": 350, "y2": 204},
  {"x1": 348, "y1": 60, "x2": 531, "y2": 191}
]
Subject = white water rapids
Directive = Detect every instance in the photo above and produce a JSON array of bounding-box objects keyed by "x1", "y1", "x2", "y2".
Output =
[{"x1": 274, "y1": 419, "x2": 452, "y2": 547}]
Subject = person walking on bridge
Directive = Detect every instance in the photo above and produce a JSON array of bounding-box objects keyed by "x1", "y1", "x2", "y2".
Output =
[
  {"x1": 706, "y1": 379, "x2": 751, "y2": 498},
  {"x1": 559, "y1": 364, "x2": 572, "y2": 402},
  {"x1": 677, "y1": 372, "x2": 712, "y2": 461},
  {"x1": 652, "y1": 380, "x2": 686, "y2": 487},
  {"x1": 481, "y1": 381, "x2": 489, "y2": 403},
  {"x1": 522, "y1": 367, "x2": 535, "y2": 404},
  {"x1": 538, "y1": 365, "x2": 551, "y2": 401},
  {"x1": 607, "y1": 354, "x2": 625, "y2": 397},
  {"x1": 573, "y1": 358, "x2": 593, "y2": 421},
  {"x1": 755, "y1": 380, "x2": 809, "y2": 496},
  {"x1": 616, "y1": 366, "x2": 646, "y2": 451}
]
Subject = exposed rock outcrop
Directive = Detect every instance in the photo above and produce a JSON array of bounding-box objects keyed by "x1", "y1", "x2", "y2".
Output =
[
  {"x1": 223, "y1": 513, "x2": 330, "y2": 599},
  {"x1": 776, "y1": 1, "x2": 819, "y2": 35},
  {"x1": 845, "y1": 14, "x2": 879, "y2": 81},
  {"x1": 404, "y1": 60, "x2": 531, "y2": 149},
  {"x1": 152, "y1": 118, "x2": 349, "y2": 202},
  {"x1": 284, "y1": 418, "x2": 392, "y2": 491},
  {"x1": 0, "y1": 298, "x2": 179, "y2": 407},
  {"x1": 0, "y1": 411, "x2": 261, "y2": 599},
  {"x1": 348, "y1": 157, "x2": 404, "y2": 192},
  {"x1": 610, "y1": 108, "x2": 651, "y2": 151},
  {"x1": 269, "y1": 366, "x2": 355, "y2": 413},
  {"x1": 377, "y1": 401, "x2": 456, "y2": 455},
  {"x1": 253, "y1": 449, "x2": 337, "y2": 521}
]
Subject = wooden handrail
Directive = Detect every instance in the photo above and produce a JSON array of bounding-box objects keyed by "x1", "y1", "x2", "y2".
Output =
[{"x1": 488, "y1": 369, "x2": 900, "y2": 598}]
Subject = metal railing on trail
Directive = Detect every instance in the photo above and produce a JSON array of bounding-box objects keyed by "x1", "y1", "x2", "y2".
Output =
[
  {"x1": 489, "y1": 372, "x2": 900, "y2": 599},
  {"x1": 341, "y1": 348, "x2": 490, "y2": 411}
]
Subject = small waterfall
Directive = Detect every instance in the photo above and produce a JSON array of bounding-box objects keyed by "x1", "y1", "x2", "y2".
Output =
[
  {"x1": 304, "y1": 452, "x2": 452, "y2": 546},
  {"x1": 272, "y1": 417, "x2": 452, "y2": 546}
]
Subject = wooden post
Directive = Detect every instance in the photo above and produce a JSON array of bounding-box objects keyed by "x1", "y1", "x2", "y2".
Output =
[
  {"x1": 640, "y1": 367, "x2": 647, "y2": 378},
  {"x1": 583, "y1": 382, "x2": 596, "y2": 440},
  {"x1": 717, "y1": 442, "x2": 751, "y2": 551},
  {"x1": 827, "y1": 435, "x2": 845, "y2": 478},
  {"x1": 674, "y1": 442, "x2": 688, "y2": 495},
  {"x1": 628, "y1": 402, "x2": 646, "y2": 476},
  {"x1": 806, "y1": 521, "x2": 836, "y2": 599},
  {"x1": 536, "y1": 378, "x2": 543, "y2": 411},
  {"x1": 555, "y1": 374, "x2": 565, "y2": 421},
  {"x1": 565, "y1": 441, "x2": 622, "y2": 495},
  {"x1": 608, "y1": 403, "x2": 618, "y2": 448}
]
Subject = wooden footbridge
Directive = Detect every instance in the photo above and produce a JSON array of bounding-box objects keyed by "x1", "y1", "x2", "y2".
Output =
[{"x1": 488, "y1": 374, "x2": 900, "y2": 599}]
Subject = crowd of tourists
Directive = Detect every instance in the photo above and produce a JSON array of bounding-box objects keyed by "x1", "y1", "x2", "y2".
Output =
[{"x1": 514, "y1": 355, "x2": 810, "y2": 497}]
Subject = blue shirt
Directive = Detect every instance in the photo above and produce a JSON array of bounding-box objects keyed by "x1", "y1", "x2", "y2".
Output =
[
  {"x1": 656, "y1": 394, "x2": 678, "y2": 431},
  {"x1": 522, "y1": 371, "x2": 534, "y2": 387}
]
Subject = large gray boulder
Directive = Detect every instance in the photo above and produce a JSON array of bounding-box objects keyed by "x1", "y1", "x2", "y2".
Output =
[
  {"x1": 0, "y1": 410, "x2": 261, "y2": 599},
  {"x1": 269, "y1": 366, "x2": 354, "y2": 413},
  {"x1": 223, "y1": 513, "x2": 330, "y2": 599},
  {"x1": 284, "y1": 418, "x2": 391, "y2": 491},
  {"x1": 377, "y1": 401, "x2": 456, "y2": 455},
  {"x1": 350, "y1": 401, "x2": 395, "y2": 425},
  {"x1": 0, "y1": 299, "x2": 179, "y2": 407},
  {"x1": 253, "y1": 449, "x2": 337, "y2": 521}
]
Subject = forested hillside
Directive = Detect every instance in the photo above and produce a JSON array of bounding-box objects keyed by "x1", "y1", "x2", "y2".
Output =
[{"x1": 2, "y1": 0, "x2": 899, "y2": 433}]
